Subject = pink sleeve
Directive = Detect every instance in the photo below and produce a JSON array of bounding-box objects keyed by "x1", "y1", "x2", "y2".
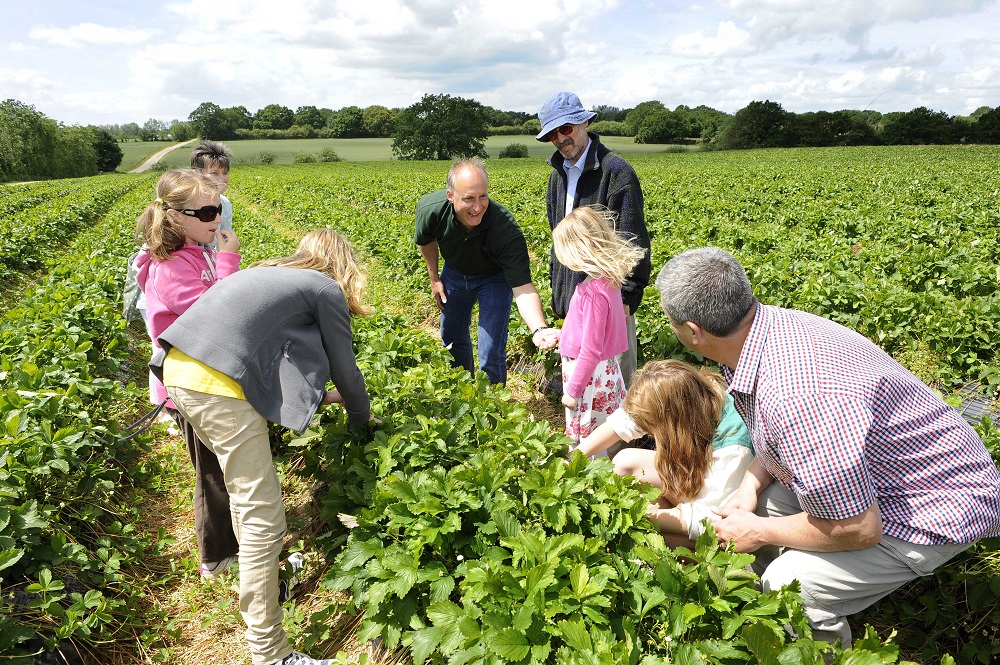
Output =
[
  {"x1": 215, "y1": 251, "x2": 241, "y2": 279},
  {"x1": 564, "y1": 292, "x2": 612, "y2": 399}
]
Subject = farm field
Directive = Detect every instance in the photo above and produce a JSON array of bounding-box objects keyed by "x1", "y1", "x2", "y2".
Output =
[
  {"x1": 116, "y1": 141, "x2": 177, "y2": 172},
  {"x1": 138, "y1": 134, "x2": 683, "y2": 168},
  {"x1": 2, "y1": 145, "x2": 1000, "y2": 664}
]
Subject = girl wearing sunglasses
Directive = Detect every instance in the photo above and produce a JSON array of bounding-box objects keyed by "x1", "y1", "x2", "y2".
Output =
[{"x1": 134, "y1": 168, "x2": 242, "y2": 581}]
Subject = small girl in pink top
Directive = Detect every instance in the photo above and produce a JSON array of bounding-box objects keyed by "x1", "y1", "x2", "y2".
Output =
[
  {"x1": 554, "y1": 205, "x2": 646, "y2": 452},
  {"x1": 134, "y1": 169, "x2": 242, "y2": 579}
]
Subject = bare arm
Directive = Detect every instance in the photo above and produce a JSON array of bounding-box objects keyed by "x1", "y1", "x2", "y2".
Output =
[
  {"x1": 418, "y1": 242, "x2": 447, "y2": 310},
  {"x1": 512, "y1": 283, "x2": 559, "y2": 349},
  {"x1": 576, "y1": 421, "x2": 622, "y2": 458},
  {"x1": 714, "y1": 498, "x2": 883, "y2": 553},
  {"x1": 720, "y1": 457, "x2": 774, "y2": 513}
]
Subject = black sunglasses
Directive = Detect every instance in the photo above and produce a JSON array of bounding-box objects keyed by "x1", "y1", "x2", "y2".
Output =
[
  {"x1": 174, "y1": 205, "x2": 223, "y2": 222},
  {"x1": 544, "y1": 124, "x2": 575, "y2": 141}
]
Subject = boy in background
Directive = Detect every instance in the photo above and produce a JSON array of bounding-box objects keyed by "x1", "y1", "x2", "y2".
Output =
[{"x1": 190, "y1": 140, "x2": 234, "y2": 250}]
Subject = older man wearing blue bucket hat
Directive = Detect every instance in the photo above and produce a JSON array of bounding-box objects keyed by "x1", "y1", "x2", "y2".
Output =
[{"x1": 537, "y1": 92, "x2": 651, "y2": 402}]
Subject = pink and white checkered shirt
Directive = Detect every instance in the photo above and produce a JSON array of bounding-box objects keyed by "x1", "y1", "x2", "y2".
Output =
[{"x1": 722, "y1": 304, "x2": 1000, "y2": 545}]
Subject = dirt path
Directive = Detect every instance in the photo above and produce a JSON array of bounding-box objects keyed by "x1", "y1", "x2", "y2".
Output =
[{"x1": 130, "y1": 139, "x2": 198, "y2": 173}]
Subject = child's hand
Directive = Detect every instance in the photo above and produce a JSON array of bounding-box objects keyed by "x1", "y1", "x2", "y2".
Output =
[
  {"x1": 216, "y1": 229, "x2": 240, "y2": 252},
  {"x1": 561, "y1": 393, "x2": 577, "y2": 410},
  {"x1": 322, "y1": 389, "x2": 344, "y2": 405}
]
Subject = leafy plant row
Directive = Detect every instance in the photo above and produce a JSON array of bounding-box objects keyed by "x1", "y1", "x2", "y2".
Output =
[
  {"x1": 0, "y1": 174, "x2": 176, "y2": 661},
  {"x1": 267, "y1": 314, "x2": 903, "y2": 664},
  {"x1": 0, "y1": 179, "x2": 89, "y2": 219},
  {"x1": 0, "y1": 175, "x2": 143, "y2": 282}
]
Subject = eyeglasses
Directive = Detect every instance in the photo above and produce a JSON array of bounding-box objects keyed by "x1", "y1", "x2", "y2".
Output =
[
  {"x1": 174, "y1": 205, "x2": 223, "y2": 222},
  {"x1": 544, "y1": 124, "x2": 575, "y2": 142}
]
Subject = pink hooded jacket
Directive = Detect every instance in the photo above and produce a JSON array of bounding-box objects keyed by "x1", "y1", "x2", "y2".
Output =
[{"x1": 135, "y1": 243, "x2": 241, "y2": 405}]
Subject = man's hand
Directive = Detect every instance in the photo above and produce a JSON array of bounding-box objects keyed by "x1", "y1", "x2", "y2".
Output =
[
  {"x1": 322, "y1": 390, "x2": 344, "y2": 405},
  {"x1": 430, "y1": 280, "x2": 447, "y2": 311},
  {"x1": 712, "y1": 506, "x2": 767, "y2": 552},
  {"x1": 532, "y1": 327, "x2": 560, "y2": 349}
]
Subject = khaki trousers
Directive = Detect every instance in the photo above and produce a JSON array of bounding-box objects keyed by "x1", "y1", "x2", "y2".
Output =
[
  {"x1": 752, "y1": 482, "x2": 972, "y2": 648},
  {"x1": 168, "y1": 387, "x2": 292, "y2": 665}
]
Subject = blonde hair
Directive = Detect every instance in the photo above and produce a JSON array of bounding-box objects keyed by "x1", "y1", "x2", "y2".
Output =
[
  {"x1": 622, "y1": 360, "x2": 728, "y2": 502},
  {"x1": 135, "y1": 169, "x2": 219, "y2": 261},
  {"x1": 552, "y1": 205, "x2": 646, "y2": 288},
  {"x1": 254, "y1": 229, "x2": 371, "y2": 317}
]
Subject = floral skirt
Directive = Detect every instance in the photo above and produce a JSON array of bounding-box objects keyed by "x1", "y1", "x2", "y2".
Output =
[{"x1": 562, "y1": 355, "x2": 628, "y2": 453}]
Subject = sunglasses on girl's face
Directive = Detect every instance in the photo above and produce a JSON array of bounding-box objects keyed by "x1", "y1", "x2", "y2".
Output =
[
  {"x1": 544, "y1": 124, "x2": 575, "y2": 142},
  {"x1": 175, "y1": 205, "x2": 223, "y2": 222}
]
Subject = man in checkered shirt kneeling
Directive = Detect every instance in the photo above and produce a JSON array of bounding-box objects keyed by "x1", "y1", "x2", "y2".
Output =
[{"x1": 655, "y1": 247, "x2": 1000, "y2": 649}]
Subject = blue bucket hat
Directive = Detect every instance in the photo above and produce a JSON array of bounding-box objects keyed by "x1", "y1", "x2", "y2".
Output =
[{"x1": 536, "y1": 92, "x2": 597, "y2": 142}]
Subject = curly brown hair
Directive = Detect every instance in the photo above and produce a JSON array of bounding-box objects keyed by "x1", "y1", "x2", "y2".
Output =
[{"x1": 622, "y1": 359, "x2": 727, "y2": 501}]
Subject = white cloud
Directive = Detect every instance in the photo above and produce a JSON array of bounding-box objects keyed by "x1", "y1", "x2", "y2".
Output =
[
  {"x1": 2, "y1": 0, "x2": 998, "y2": 124},
  {"x1": 671, "y1": 20, "x2": 754, "y2": 58},
  {"x1": 29, "y1": 22, "x2": 155, "y2": 47}
]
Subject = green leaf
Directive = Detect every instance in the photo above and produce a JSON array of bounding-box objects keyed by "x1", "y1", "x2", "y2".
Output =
[
  {"x1": 557, "y1": 618, "x2": 592, "y2": 651},
  {"x1": 407, "y1": 625, "x2": 445, "y2": 664},
  {"x1": 491, "y1": 628, "x2": 530, "y2": 662},
  {"x1": 0, "y1": 548, "x2": 25, "y2": 573},
  {"x1": 570, "y1": 562, "x2": 589, "y2": 597},
  {"x1": 742, "y1": 622, "x2": 780, "y2": 665},
  {"x1": 426, "y1": 600, "x2": 463, "y2": 626}
]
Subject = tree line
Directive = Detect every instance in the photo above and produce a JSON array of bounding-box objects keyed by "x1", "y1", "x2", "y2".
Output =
[
  {"x1": 4, "y1": 94, "x2": 999, "y2": 182},
  {"x1": 0, "y1": 100, "x2": 123, "y2": 183}
]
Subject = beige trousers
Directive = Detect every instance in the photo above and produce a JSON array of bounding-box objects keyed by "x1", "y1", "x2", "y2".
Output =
[
  {"x1": 167, "y1": 387, "x2": 292, "y2": 665},
  {"x1": 752, "y1": 482, "x2": 972, "y2": 649}
]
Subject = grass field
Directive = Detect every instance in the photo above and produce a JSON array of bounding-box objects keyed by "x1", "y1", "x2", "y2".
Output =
[
  {"x1": 134, "y1": 135, "x2": 692, "y2": 169},
  {"x1": 117, "y1": 140, "x2": 175, "y2": 171}
]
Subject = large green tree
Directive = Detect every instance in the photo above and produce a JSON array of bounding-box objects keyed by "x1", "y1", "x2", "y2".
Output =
[
  {"x1": 635, "y1": 110, "x2": 688, "y2": 144},
  {"x1": 624, "y1": 101, "x2": 666, "y2": 136},
  {"x1": 714, "y1": 100, "x2": 791, "y2": 150},
  {"x1": 253, "y1": 104, "x2": 295, "y2": 130},
  {"x1": 362, "y1": 105, "x2": 396, "y2": 137},
  {"x1": 0, "y1": 99, "x2": 58, "y2": 181},
  {"x1": 392, "y1": 94, "x2": 489, "y2": 160},
  {"x1": 974, "y1": 106, "x2": 1000, "y2": 143},
  {"x1": 294, "y1": 105, "x2": 327, "y2": 129},
  {"x1": 881, "y1": 106, "x2": 955, "y2": 145},
  {"x1": 89, "y1": 127, "x2": 123, "y2": 172},
  {"x1": 189, "y1": 102, "x2": 238, "y2": 140},
  {"x1": 332, "y1": 105, "x2": 365, "y2": 138}
]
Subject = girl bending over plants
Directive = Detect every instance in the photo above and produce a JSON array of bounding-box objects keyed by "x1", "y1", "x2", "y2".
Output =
[{"x1": 577, "y1": 359, "x2": 753, "y2": 546}]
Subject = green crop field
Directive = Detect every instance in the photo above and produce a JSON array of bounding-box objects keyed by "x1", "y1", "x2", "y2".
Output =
[{"x1": 2, "y1": 146, "x2": 999, "y2": 664}]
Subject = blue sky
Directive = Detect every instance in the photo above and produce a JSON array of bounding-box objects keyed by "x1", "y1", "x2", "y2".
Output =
[{"x1": 3, "y1": 0, "x2": 999, "y2": 126}]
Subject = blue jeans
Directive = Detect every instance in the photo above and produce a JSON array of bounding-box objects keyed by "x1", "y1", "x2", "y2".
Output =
[{"x1": 440, "y1": 264, "x2": 513, "y2": 385}]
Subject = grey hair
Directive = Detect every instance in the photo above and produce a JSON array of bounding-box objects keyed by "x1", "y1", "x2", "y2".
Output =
[
  {"x1": 446, "y1": 157, "x2": 488, "y2": 192},
  {"x1": 655, "y1": 247, "x2": 757, "y2": 337}
]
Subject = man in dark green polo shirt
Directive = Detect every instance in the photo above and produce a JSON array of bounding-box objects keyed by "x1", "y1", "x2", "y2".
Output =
[{"x1": 415, "y1": 158, "x2": 558, "y2": 385}]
